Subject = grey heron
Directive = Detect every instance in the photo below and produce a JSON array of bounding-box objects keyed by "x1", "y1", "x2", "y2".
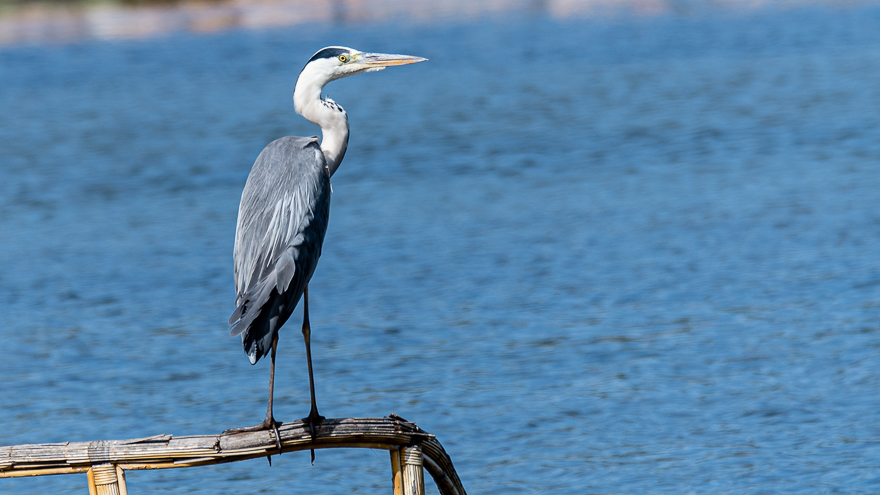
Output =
[{"x1": 225, "y1": 47, "x2": 426, "y2": 456}]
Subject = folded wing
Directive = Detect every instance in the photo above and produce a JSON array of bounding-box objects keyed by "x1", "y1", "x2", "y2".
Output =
[{"x1": 228, "y1": 136, "x2": 331, "y2": 363}]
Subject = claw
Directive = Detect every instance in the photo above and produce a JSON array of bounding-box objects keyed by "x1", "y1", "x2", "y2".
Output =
[
  {"x1": 272, "y1": 423, "x2": 282, "y2": 451},
  {"x1": 303, "y1": 409, "x2": 324, "y2": 465}
]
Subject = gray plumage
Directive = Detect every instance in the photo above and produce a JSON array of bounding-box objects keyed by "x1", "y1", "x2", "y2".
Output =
[
  {"x1": 223, "y1": 47, "x2": 425, "y2": 449},
  {"x1": 228, "y1": 136, "x2": 331, "y2": 365}
]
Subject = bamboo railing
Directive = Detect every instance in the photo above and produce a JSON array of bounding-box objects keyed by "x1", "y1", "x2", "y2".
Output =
[{"x1": 0, "y1": 415, "x2": 466, "y2": 495}]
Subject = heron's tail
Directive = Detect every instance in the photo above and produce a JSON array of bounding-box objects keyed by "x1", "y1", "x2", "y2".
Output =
[
  {"x1": 228, "y1": 278, "x2": 279, "y2": 365},
  {"x1": 229, "y1": 301, "x2": 278, "y2": 365},
  {"x1": 228, "y1": 250, "x2": 299, "y2": 364}
]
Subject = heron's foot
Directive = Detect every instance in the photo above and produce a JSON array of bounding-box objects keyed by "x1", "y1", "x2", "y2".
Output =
[
  {"x1": 302, "y1": 409, "x2": 325, "y2": 442},
  {"x1": 224, "y1": 417, "x2": 283, "y2": 452},
  {"x1": 301, "y1": 409, "x2": 324, "y2": 465}
]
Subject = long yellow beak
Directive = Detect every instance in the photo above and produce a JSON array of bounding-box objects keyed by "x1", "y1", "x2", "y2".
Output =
[{"x1": 360, "y1": 53, "x2": 428, "y2": 68}]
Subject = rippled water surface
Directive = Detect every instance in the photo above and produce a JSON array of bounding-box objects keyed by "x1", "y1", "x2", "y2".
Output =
[{"x1": 2, "y1": 3, "x2": 880, "y2": 493}]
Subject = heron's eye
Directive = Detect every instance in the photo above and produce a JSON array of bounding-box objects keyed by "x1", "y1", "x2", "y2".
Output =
[{"x1": 338, "y1": 55, "x2": 347, "y2": 63}]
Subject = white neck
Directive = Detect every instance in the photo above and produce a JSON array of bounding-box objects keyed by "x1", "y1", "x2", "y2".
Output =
[{"x1": 293, "y1": 71, "x2": 349, "y2": 177}]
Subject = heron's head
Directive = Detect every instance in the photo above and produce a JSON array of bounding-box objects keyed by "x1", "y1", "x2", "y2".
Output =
[{"x1": 297, "y1": 46, "x2": 427, "y2": 88}]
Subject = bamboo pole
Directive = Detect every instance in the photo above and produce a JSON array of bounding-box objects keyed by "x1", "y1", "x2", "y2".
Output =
[
  {"x1": 89, "y1": 463, "x2": 124, "y2": 495},
  {"x1": 86, "y1": 467, "x2": 96, "y2": 495},
  {"x1": 400, "y1": 445, "x2": 425, "y2": 495},
  {"x1": 0, "y1": 416, "x2": 466, "y2": 495},
  {"x1": 390, "y1": 447, "x2": 403, "y2": 495},
  {"x1": 116, "y1": 465, "x2": 129, "y2": 495}
]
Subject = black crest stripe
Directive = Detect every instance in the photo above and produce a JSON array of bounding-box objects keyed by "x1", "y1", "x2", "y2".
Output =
[{"x1": 307, "y1": 47, "x2": 349, "y2": 63}]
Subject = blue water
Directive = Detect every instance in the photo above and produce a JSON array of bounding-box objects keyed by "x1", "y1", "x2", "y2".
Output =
[{"x1": 2, "y1": 3, "x2": 880, "y2": 493}]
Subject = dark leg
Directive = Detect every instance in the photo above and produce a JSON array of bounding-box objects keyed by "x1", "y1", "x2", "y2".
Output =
[
  {"x1": 225, "y1": 333, "x2": 283, "y2": 452},
  {"x1": 264, "y1": 332, "x2": 282, "y2": 450},
  {"x1": 302, "y1": 284, "x2": 324, "y2": 464}
]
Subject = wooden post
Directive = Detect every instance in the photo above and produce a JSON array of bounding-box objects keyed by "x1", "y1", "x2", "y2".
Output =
[
  {"x1": 400, "y1": 445, "x2": 425, "y2": 495},
  {"x1": 390, "y1": 447, "x2": 404, "y2": 495},
  {"x1": 87, "y1": 464, "x2": 126, "y2": 495}
]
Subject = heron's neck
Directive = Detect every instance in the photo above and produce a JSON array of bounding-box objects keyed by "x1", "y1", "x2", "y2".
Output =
[{"x1": 294, "y1": 80, "x2": 349, "y2": 177}]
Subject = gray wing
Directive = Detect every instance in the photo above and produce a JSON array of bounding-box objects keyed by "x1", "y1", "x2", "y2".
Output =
[{"x1": 228, "y1": 136, "x2": 331, "y2": 349}]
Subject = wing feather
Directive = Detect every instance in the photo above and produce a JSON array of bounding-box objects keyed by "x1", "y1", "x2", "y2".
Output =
[{"x1": 228, "y1": 136, "x2": 331, "y2": 346}]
